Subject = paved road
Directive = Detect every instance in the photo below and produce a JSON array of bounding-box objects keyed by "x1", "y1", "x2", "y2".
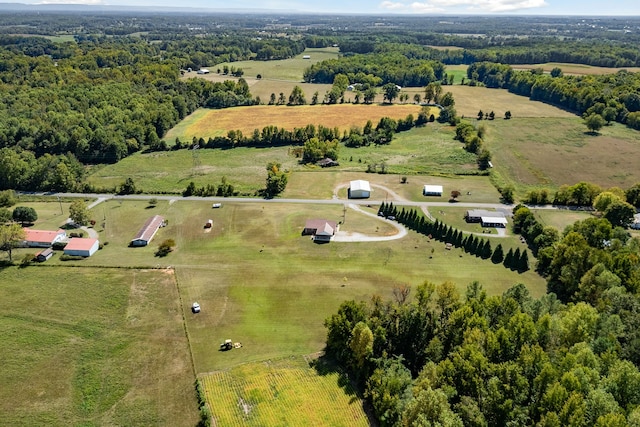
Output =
[{"x1": 44, "y1": 192, "x2": 553, "y2": 211}]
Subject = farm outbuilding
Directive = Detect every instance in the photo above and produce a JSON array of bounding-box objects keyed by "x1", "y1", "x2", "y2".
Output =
[
  {"x1": 465, "y1": 210, "x2": 508, "y2": 227},
  {"x1": 131, "y1": 215, "x2": 165, "y2": 246},
  {"x1": 349, "y1": 180, "x2": 371, "y2": 199},
  {"x1": 303, "y1": 219, "x2": 337, "y2": 242},
  {"x1": 35, "y1": 248, "x2": 54, "y2": 262},
  {"x1": 422, "y1": 185, "x2": 443, "y2": 196},
  {"x1": 23, "y1": 228, "x2": 66, "y2": 248},
  {"x1": 64, "y1": 237, "x2": 99, "y2": 257}
]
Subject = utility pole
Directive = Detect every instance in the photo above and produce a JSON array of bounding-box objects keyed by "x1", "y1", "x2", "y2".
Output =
[
  {"x1": 57, "y1": 196, "x2": 63, "y2": 215},
  {"x1": 343, "y1": 204, "x2": 347, "y2": 224}
]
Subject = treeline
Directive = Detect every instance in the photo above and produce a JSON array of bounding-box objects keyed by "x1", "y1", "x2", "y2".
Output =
[
  {"x1": 339, "y1": 36, "x2": 640, "y2": 68},
  {"x1": 378, "y1": 202, "x2": 529, "y2": 273},
  {"x1": 468, "y1": 62, "x2": 640, "y2": 129},
  {"x1": 325, "y1": 280, "x2": 640, "y2": 426},
  {"x1": 303, "y1": 53, "x2": 445, "y2": 87}
]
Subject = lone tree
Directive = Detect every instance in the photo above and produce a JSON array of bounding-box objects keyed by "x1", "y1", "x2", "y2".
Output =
[
  {"x1": 0, "y1": 222, "x2": 25, "y2": 262},
  {"x1": 585, "y1": 113, "x2": 605, "y2": 134},
  {"x1": 382, "y1": 83, "x2": 400, "y2": 104},
  {"x1": 265, "y1": 162, "x2": 288, "y2": 198},
  {"x1": 118, "y1": 177, "x2": 137, "y2": 195},
  {"x1": 12, "y1": 206, "x2": 37, "y2": 226},
  {"x1": 69, "y1": 200, "x2": 90, "y2": 226}
]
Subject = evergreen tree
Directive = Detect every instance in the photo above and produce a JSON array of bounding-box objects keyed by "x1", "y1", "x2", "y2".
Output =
[
  {"x1": 504, "y1": 248, "x2": 514, "y2": 269},
  {"x1": 481, "y1": 240, "x2": 492, "y2": 259},
  {"x1": 512, "y1": 248, "x2": 521, "y2": 270},
  {"x1": 492, "y1": 244, "x2": 504, "y2": 264},
  {"x1": 519, "y1": 251, "x2": 530, "y2": 272}
]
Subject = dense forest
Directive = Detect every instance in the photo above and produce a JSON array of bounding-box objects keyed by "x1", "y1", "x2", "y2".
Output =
[{"x1": 325, "y1": 211, "x2": 640, "y2": 425}]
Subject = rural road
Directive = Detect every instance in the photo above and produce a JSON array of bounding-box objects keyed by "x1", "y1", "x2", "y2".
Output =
[{"x1": 33, "y1": 190, "x2": 568, "y2": 243}]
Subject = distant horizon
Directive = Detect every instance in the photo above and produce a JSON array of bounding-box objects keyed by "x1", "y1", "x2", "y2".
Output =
[{"x1": 0, "y1": 0, "x2": 639, "y2": 17}]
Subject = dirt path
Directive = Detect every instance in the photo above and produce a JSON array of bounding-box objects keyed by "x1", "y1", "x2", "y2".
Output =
[{"x1": 333, "y1": 204, "x2": 408, "y2": 242}]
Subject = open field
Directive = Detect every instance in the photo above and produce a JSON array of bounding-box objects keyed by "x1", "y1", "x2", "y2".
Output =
[
  {"x1": 165, "y1": 104, "x2": 426, "y2": 142},
  {"x1": 91, "y1": 120, "x2": 483, "y2": 195},
  {"x1": 482, "y1": 118, "x2": 640, "y2": 193},
  {"x1": 201, "y1": 357, "x2": 369, "y2": 426},
  {"x1": 0, "y1": 266, "x2": 197, "y2": 426},
  {"x1": 511, "y1": 62, "x2": 640, "y2": 75}
]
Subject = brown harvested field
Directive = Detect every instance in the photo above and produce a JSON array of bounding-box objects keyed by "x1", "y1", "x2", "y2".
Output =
[
  {"x1": 167, "y1": 104, "x2": 425, "y2": 140},
  {"x1": 511, "y1": 62, "x2": 640, "y2": 75}
]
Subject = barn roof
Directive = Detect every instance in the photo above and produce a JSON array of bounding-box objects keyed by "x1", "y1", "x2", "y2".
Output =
[
  {"x1": 133, "y1": 215, "x2": 165, "y2": 242},
  {"x1": 23, "y1": 228, "x2": 65, "y2": 243},
  {"x1": 350, "y1": 180, "x2": 371, "y2": 192},
  {"x1": 423, "y1": 185, "x2": 443, "y2": 193},
  {"x1": 65, "y1": 237, "x2": 98, "y2": 251}
]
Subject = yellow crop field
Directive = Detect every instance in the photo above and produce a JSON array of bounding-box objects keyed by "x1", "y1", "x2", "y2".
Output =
[
  {"x1": 201, "y1": 357, "x2": 369, "y2": 427},
  {"x1": 165, "y1": 104, "x2": 427, "y2": 141}
]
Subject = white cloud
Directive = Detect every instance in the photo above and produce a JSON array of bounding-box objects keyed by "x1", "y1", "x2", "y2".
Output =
[{"x1": 380, "y1": 0, "x2": 547, "y2": 13}]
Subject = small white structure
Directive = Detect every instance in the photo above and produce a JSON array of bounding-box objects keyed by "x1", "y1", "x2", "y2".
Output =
[
  {"x1": 423, "y1": 185, "x2": 443, "y2": 196},
  {"x1": 465, "y1": 210, "x2": 508, "y2": 228},
  {"x1": 631, "y1": 214, "x2": 640, "y2": 229},
  {"x1": 480, "y1": 216, "x2": 508, "y2": 228},
  {"x1": 349, "y1": 180, "x2": 371, "y2": 199},
  {"x1": 64, "y1": 237, "x2": 99, "y2": 257},
  {"x1": 197, "y1": 68, "x2": 210, "y2": 74},
  {"x1": 302, "y1": 55, "x2": 311, "y2": 59}
]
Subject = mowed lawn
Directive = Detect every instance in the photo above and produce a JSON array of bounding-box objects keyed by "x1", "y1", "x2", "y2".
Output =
[
  {"x1": 0, "y1": 267, "x2": 197, "y2": 427},
  {"x1": 165, "y1": 104, "x2": 425, "y2": 142}
]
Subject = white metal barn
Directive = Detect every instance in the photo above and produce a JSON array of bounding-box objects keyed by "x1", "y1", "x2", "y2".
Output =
[
  {"x1": 64, "y1": 238, "x2": 99, "y2": 257},
  {"x1": 349, "y1": 180, "x2": 371, "y2": 199},
  {"x1": 423, "y1": 185, "x2": 443, "y2": 196}
]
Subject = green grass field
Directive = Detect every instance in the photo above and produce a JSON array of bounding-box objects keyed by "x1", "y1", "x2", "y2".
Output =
[{"x1": 0, "y1": 266, "x2": 197, "y2": 426}]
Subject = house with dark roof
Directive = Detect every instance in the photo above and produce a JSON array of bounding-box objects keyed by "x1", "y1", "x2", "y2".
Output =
[
  {"x1": 131, "y1": 215, "x2": 165, "y2": 246},
  {"x1": 64, "y1": 237, "x2": 99, "y2": 257},
  {"x1": 302, "y1": 219, "x2": 337, "y2": 242},
  {"x1": 317, "y1": 158, "x2": 339, "y2": 168},
  {"x1": 23, "y1": 229, "x2": 66, "y2": 248}
]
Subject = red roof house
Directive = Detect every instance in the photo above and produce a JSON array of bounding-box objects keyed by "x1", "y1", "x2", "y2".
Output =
[{"x1": 23, "y1": 228, "x2": 66, "y2": 248}]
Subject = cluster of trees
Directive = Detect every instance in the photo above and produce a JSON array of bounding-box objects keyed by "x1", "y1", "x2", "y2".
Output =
[
  {"x1": 182, "y1": 177, "x2": 235, "y2": 198},
  {"x1": 325, "y1": 280, "x2": 640, "y2": 426},
  {"x1": 378, "y1": 202, "x2": 529, "y2": 273},
  {"x1": 264, "y1": 162, "x2": 288, "y2": 198},
  {"x1": 303, "y1": 53, "x2": 445, "y2": 87},
  {"x1": 302, "y1": 138, "x2": 340, "y2": 164},
  {"x1": 454, "y1": 122, "x2": 492, "y2": 170}
]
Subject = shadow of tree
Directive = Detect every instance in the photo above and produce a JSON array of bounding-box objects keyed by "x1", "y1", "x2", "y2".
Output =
[{"x1": 309, "y1": 353, "x2": 379, "y2": 426}]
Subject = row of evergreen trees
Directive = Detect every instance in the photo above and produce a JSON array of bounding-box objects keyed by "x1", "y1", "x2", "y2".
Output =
[{"x1": 378, "y1": 202, "x2": 529, "y2": 272}]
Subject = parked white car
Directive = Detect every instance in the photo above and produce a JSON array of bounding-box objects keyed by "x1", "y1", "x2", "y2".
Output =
[
  {"x1": 192, "y1": 302, "x2": 201, "y2": 313},
  {"x1": 212, "y1": 203, "x2": 222, "y2": 208}
]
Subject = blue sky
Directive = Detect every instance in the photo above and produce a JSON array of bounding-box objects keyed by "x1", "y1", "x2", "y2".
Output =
[{"x1": 18, "y1": 0, "x2": 640, "y2": 15}]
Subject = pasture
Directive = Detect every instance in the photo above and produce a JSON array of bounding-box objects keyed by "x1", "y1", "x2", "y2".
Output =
[
  {"x1": 0, "y1": 266, "x2": 197, "y2": 426},
  {"x1": 510, "y1": 62, "x2": 640, "y2": 75},
  {"x1": 38, "y1": 199, "x2": 545, "y2": 368},
  {"x1": 482, "y1": 118, "x2": 640, "y2": 192},
  {"x1": 90, "y1": 119, "x2": 483, "y2": 196},
  {"x1": 201, "y1": 357, "x2": 369, "y2": 426}
]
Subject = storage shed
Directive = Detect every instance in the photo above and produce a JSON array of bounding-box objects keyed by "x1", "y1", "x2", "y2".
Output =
[
  {"x1": 423, "y1": 185, "x2": 443, "y2": 196},
  {"x1": 64, "y1": 238, "x2": 99, "y2": 257},
  {"x1": 349, "y1": 180, "x2": 371, "y2": 199},
  {"x1": 131, "y1": 215, "x2": 165, "y2": 246}
]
